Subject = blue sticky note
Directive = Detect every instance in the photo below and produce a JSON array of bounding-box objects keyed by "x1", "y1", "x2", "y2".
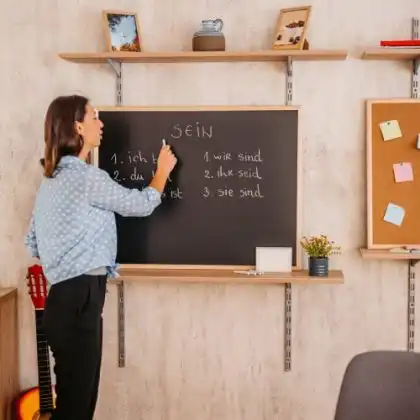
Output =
[{"x1": 384, "y1": 203, "x2": 405, "y2": 226}]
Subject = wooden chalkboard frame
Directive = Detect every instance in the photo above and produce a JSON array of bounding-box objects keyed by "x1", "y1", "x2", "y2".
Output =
[
  {"x1": 366, "y1": 98, "x2": 420, "y2": 249},
  {"x1": 93, "y1": 105, "x2": 302, "y2": 270}
]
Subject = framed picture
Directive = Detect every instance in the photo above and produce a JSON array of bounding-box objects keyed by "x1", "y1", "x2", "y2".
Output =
[
  {"x1": 102, "y1": 10, "x2": 141, "y2": 52},
  {"x1": 272, "y1": 6, "x2": 311, "y2": 50}
]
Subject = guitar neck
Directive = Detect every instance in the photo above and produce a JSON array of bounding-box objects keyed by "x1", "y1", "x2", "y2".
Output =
[{"x1": 35, "y1": 310, "x2": 54, "y2": 414}]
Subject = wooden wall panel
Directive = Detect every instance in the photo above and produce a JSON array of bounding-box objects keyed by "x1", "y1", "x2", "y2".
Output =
[{"x1": 0, "y1": 289, "x2": 19, "y2": 420}]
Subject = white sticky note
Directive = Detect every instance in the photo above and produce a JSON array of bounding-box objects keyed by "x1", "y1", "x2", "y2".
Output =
[
  {"x1": 379, "y1": 120, "x2": 402, "y2": 141},
  {"x1": 393, "y1": 162, "x2": 413, "y2": 183},
  {"x1": 384, "y1": 203, "x2": 405, "y2": 226}
]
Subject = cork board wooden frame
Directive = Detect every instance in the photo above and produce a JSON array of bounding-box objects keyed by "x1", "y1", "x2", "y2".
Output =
[{"x1": 367, "y1": 99, "x2": 420, "y2": 248}]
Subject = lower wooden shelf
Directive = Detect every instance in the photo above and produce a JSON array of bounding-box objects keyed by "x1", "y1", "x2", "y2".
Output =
[
  {"x1": 360, "y1": 248, "x2": 420, "y2": 260},
  {"x1": 114, "y1": 268, "x2": 344, "y2": 285}
]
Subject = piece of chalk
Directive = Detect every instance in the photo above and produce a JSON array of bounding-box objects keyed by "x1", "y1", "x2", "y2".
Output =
[{"x1": 162, "y1": 139, "x2": 166, "y2": 146}]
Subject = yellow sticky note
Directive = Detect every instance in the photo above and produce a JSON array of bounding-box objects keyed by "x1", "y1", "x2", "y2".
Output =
[{"x1": 379, "y1": 120, "x2": 402, "y2": 141}]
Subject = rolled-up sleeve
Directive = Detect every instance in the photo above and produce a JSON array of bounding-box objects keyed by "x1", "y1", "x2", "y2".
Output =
[
  {"x1": 25, "y1": 214, "x2": 39, "y2": 257},
  {"x1": 87, "y1": 167, "x2": 162, "y2": 217}
]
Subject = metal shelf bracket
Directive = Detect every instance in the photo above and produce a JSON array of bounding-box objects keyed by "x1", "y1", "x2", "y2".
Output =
[
  {"x1": 408, "y1": 260, "x2": 417, "y2": 351},
  {"x1": 284, "y1": 55, "x2": 293, "y2": 372},
  {"x1": 411, "y1": 18, "x2": 419, "y2": 99},
  {"x1": 117, "y1": 280, "x2": 126, "y2": 367},
  {"x1": 286, "y1": 57, "x2": 293, "y2": 106},
  {"x1": 107, "y1": 58, "x2": 126, "y2": 367},
  {"x1": 407, "y1": 18, "x2": 419, "y2": 353},
  {"x1": 107, "y1": 59, "x2": 123, "y2": 105}
]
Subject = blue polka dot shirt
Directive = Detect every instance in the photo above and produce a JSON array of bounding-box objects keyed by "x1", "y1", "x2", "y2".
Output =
[{"x1": 25, "y1": 155, "x2": 161, "y2": 284}]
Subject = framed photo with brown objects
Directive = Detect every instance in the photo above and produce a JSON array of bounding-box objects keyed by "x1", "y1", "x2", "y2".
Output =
[
  {"x1": 102, "y1": 10, "x2": 142, "y2": 52},
  {"x1": 272, "y1": 6, "x2": 311, "y2": 50}
]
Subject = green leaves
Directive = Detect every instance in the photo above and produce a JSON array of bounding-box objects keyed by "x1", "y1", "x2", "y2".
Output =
[{"x1": 300, "y1": 234, "x2": 341, "y2": 258}]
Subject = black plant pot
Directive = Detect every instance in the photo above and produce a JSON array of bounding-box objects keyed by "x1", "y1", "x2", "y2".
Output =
[{"x1": 309, "y1": 257, "x2": 329, "y2": 277}]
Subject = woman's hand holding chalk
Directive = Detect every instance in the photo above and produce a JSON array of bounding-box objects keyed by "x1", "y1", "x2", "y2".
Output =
[
  {"x1": 150, "y1": 143, "x2": 177, "y2": 192},
  {"x1": 156, "y1": 140, "x2": 177, "y2": 176}
]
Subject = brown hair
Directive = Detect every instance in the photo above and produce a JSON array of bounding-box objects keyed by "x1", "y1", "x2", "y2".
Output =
[{"x1": 41, "y1": 95, "x2": 89, "y2": 177}]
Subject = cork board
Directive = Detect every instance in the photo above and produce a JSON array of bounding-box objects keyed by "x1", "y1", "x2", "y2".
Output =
[{"x1": 367, "y1": 99, "x2": 420, "y2": 248}]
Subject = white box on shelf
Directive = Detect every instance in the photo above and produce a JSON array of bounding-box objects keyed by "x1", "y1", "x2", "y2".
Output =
[{"x1": 255, "y1": 247, "x2": 292, "y2": 273}]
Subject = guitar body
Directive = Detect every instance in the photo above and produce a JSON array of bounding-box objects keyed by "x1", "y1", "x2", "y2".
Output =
[
  {"x1": 16, "y1": 386, "x2": 56, "y2": 420},
  {"x1": 15, "y1": 265, "x2": 56, "y2": 420}
]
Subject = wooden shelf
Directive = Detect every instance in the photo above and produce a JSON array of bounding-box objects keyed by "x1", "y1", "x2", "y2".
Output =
[
  {"x1": 362, "y1": 48, "x2": 420, "y2": 60},
  {"x1": 59, "y1": 49, "x2": 348, "y2": 64},
  {"x1": 113, "y1": 268, "x2": 344, "y2": 285},
  {"x1": 0, "y1": 288, "x2": 16, "y2": 302},
  {"x1": 0, "y1": 287, "x2": 18, "y2": 420},
  {"x1": 360, "y1": 248, "x2": 420, "y2": 260}
]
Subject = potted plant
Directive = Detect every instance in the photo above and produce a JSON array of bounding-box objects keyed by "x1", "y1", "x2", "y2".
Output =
[{"x1": 300, "y1": 235, "x2": 340, "y2": 277}]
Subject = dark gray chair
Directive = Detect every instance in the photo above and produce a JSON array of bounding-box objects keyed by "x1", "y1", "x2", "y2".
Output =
[{"x1": 334, "y1": 351, "x2": 420, "y2": 420}]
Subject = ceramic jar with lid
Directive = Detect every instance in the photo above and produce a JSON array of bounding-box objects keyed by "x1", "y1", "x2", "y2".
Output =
[{"x1": 192, "y1": 19, "x2": 225, "y2": 51}]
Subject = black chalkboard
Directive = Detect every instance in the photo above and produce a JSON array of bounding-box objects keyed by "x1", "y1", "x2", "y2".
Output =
[{"x1": 95, "y1": 107, "x2": 299, "y2": 267}]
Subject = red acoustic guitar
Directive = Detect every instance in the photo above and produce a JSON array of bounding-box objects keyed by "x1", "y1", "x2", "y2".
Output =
[{"x1": 16, "y1": 264, "x2": 55, "y2": 419}]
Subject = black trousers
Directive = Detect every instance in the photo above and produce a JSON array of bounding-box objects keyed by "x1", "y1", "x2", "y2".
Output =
[{"x1": 43, "y1": 274, "x2": 107, "y2": 420}]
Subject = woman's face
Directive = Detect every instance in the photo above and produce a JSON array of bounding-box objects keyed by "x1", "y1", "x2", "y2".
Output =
[{"x1": 75, "y1": 103, "x2": 104, "y2": 149}]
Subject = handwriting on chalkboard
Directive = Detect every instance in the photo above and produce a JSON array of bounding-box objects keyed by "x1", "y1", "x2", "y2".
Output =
[
  {"x1": 202, "y1": 149, "x2": 264, "y2": 199},
  {"x1": 204, "y1": 166, "x2": 262, "y2": 179},
  {"x1": 202, "y1": 185, "x2": 264, "y2": 198},
  {"x1": 110, "y1": 151, "x2": 180, "y2": 199},
  {"x1": 109, "y1": 147, "x2": 265, "y2": 201},
  {"x1": 111, "y1": 151, "x2": 155, "y2": 165},
  {"x1": 170, "y1": 123, "x2": 213, "y2": 139}
]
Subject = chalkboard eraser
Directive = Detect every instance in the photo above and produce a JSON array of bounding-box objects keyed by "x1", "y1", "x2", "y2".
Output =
[{"x1": 416, "y1": 134, "x2": 420, "y2": 149}]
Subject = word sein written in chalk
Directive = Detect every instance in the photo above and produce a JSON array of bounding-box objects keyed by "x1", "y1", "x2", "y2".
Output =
[{"x1": 169, "y1": 122, "x2": 213, "y2": 139}]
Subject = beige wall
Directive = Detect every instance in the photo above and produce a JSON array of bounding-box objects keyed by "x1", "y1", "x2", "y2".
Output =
[{"x1": 2, "y1": 0, "x2": 419, "y2": 419}]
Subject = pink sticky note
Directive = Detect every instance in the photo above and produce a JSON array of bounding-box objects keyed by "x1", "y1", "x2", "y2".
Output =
[{"x1": 393, "y1": 162, "x2": 413, "y2": 183}]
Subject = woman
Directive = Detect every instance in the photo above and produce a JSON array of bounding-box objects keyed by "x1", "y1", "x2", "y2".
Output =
[{"x1": 25, "y1": 95, "x2": 177, "y2": 420}]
